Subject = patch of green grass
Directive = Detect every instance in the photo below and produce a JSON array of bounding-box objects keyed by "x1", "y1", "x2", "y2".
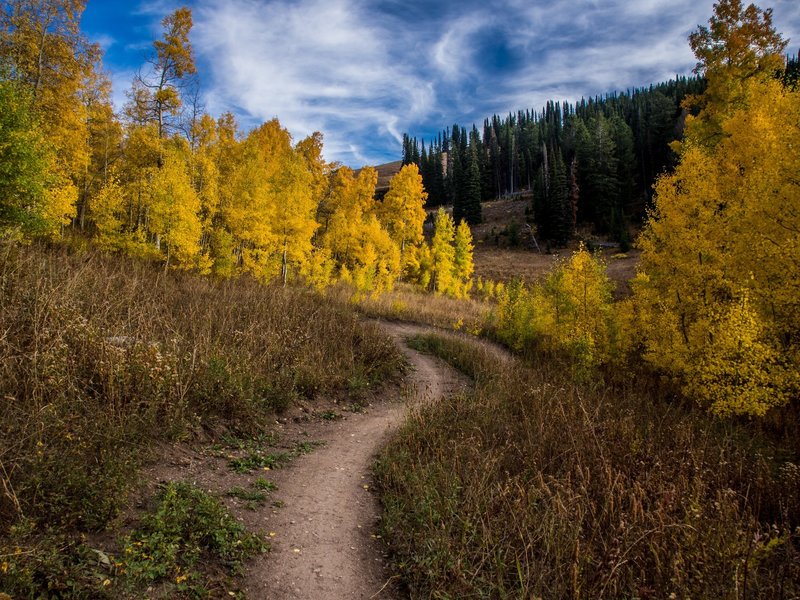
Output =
[
  {"x1": 228, "y1": 451, "x2": 290, "y2": 474},
  {"x1": 253, "y1": 478, "x2": 277, "y2": 492},
  {"x1": 0, "y1": 526, "x2": 116, "y2": 599},
  {"x1": 225, "y1": 486, "x2": 268, "y2": 504},
  {"x1": 344, "y1": 401, "x2": 367, "y2": 413},
  {"x1": 120, "y1": 482, "x2": 267, "y2": 595},
  {"x1": 291, "y1": 440, "x2": 325, "y2": 456},
  {"x1": 318, "y1": 409, "x2": 342, "y2": 421}
]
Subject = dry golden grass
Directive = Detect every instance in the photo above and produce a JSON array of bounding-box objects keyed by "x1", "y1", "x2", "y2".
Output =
[
  {"x1": 0, "y1": 241, "x2": 403, "y2": 597},
  {"x1": 468, "y1": 197, "x2": 641, "y2": 297},
  {"x1": 328, "y1": 282, "x2": 489, "y2": 333},
  {"x1": 377, "y1": 333, "x2": 800, "y2": 599}
]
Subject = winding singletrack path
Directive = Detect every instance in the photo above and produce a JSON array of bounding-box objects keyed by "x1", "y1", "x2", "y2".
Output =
[{"x1": 242, "y1": 322, "x2": 470, "y2": 599}]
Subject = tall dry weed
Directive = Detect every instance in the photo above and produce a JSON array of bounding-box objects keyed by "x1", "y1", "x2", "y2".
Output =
[{"x1": 377, "y1": 334, "x2": 800, "y2": 599}]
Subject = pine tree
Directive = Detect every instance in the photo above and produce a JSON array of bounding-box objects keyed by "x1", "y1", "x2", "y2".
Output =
[
  {"x1": 548, "y1": 150, "x2": 571, "y2": 246},
  {"x1": 463, "y1": 143, "x2": 483, "y2": 225}
]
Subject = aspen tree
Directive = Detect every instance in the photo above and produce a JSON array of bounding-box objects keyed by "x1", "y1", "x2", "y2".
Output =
[
  {"x1": 430, "y1": 208, "x2": 455, "y2": 295},
  {"x1": 378, "y1": 163, "x2": 427, "y2": 279},
  {"x1": 634, "y1": 1, "x2": 799, "y2": 416},
  {"x1": 452, "y1": 220, "x2": 474, "y2": 298}
]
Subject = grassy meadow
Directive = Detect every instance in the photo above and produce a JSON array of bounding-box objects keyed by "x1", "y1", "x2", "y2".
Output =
[
  {"x1": 0, "y1": 241, "x2": 403, "y2": 597},
  {"x1": 375, "y1": 333, "x2": 800, "y2": 599}
]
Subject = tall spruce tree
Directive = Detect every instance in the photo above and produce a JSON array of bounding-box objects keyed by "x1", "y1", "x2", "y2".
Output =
[{"x1": 463, "y1": 142, "x2": 483, "y2": 225}]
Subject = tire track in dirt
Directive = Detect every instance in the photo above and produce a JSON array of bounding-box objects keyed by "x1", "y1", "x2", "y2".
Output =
[{"x1": 243, "y1": 321, "x2": 470, "y2": 599}]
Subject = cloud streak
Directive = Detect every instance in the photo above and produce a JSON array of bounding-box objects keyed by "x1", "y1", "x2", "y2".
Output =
[{"x1": 98, "y1": 0, "x2": 800, "y2": 166}]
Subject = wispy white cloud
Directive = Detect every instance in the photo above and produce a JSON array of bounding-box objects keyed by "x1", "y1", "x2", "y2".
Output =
[
  {"x1": 112, "y1": 0, "x2": 800, "y2": 166},
  {"x1": 191, "y1": 0, "x2": 432, "y2": 164},
  {"x1": 431, "y1": 13, "x2": 488, "y2": 80},
  {"x1": 92, "y1": 33, "x2": 116, "y2": 51}
]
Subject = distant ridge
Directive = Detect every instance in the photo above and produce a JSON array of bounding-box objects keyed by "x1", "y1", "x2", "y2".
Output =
[{"x1": 355, "y1": 160, "x2": 403, "y2": 199}]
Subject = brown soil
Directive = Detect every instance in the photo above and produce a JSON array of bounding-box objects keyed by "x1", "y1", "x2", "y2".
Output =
[
  {"x1": 241, "y1": 322, "x2": 469, "y2": 599},
  {"x1": 474, "y1": 245, "x2": 641, "y2": 298},
  {"x1": 128, "y1": 321, "x2": 471, "y2": 599}
]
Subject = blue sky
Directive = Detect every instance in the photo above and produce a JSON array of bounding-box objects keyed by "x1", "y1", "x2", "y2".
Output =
[{"x1": 81, "y1": 0, "x2": 800, "y2": 168}]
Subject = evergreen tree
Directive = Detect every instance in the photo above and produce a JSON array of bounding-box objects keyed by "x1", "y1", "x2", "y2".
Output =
[
  {"x1": 548, "y1": 150, "x2": 571, "y2": 246},
  {"x1": 463, "y1": 142, "x2": 483, "y2": 225}
]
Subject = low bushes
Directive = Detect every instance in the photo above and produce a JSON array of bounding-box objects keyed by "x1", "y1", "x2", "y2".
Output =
[{"x1": 377, "y1": 334, "x2": 800, "y2": 598}]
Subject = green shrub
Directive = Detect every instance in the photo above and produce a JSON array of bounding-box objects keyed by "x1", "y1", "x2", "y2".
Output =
[{"x1": 121, "y1": 482, "x2": 267, "y2": 595}]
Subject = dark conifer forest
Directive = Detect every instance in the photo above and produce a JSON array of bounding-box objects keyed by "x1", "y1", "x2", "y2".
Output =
[
  {"x1": 403, "y1": 76, "x2": 709, "y2": 244},
  {"x1": 405, "y1": 51, "x2": 799, "y2": 246}
]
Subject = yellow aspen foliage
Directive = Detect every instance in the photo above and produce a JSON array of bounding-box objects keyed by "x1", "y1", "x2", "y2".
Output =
[
  {"x1": 1, "y1": 0, "x2": 100, "y2": 186},
  {"x1": 452, "y1": 220, "x2": 474, "y2": 298},
  {"x1": 79, "y1": 80, "x2": 122, "y2": 231},
  {"x1": 273, "y1": 153, "x2": 318, "y2": 285},
  {"x1": 209, "y1": 113, "x2": 242, "y2": 274},
  {"x1": 415, "y1": 242, "x2": 433, "y2": 290},
  {"x1": 633, "y1": 1, "x2": 799, "y2": 417},
  {"x1": 544, "y1": 245, "x2": 614, "y2": 368},
  {"x1": 91, "y1": 175, "x2": 125, "y2": 251},
  {"x1": 148, "y1": 146, "x2": 204, "y2": 271},
  {"x1": 127, "y1": 7, "x2": 195, "y2": 140},
  {"x1": 301, "y1": 247, "x2": 336, "y2": 290},
  {"x1": 208, "y1": 228, "x2": 237, "y2": 278},
  {"x1": 491, "y1": 280, "x2": 541, "y2": 352},
  {"x1": 295, "y1": 131, "x2": 328, "y2": 205},
  {"x1": 317, "y1": 166, "x2": 400, "y2": 291},
  {"x1": 222, "y1": 120, "x2": 316, "y2": 282},
  {"x1": 430, "y1": 208, "x2": 455, "y2": 295},
  {"x1": 425, "y1": 212, "x2": 474, "y2": 298},
  {"x1": 683, "y1": 0, "x2": 786, "y2": 148},
  {"x1": 685, "y1": 293, "x2": 797, "y2": 417},
  {"x1": 378, "y1": 163, "x2": 427, "y2": 277},
  {"x1": 189, "y1": 113, "x2": 221, "y2": 236},
  {"x1": 115, "y1": 124, "x2": 161, "y2": 250},
  {"x1": 635, "y1": 78, "x2": 800, "y2": 416},
  {"x1": 361, "y1": 215, "x2": 400, "y2": 292},
  {"x1": 41, "y1": 182, "x2": 77, "y2": 233},
  {"x1": 490, "y1": 246, "x2": 615, "y2": 370},
  {"x1": 321, "y1": 167, "x2": 377, "y2": 261}
]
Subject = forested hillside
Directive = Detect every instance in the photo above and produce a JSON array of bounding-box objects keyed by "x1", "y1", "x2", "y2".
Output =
[
  {"x1": 403, "y1": 53, "x2": 798, "y2": 246},
  {"x1": 0, "y1": 2, "x2": 469, "y2": 297},
  {"x1": 1, "y1": 0, "x2": 800, "y2": 597}
]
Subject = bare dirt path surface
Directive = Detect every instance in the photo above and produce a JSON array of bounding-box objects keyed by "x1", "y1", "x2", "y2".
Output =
[{"x1": 241, "y1": 321, "x2": 470, "y2": 599}]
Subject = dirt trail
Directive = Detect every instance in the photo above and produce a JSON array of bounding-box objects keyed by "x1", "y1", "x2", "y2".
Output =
[{"x1": 243, "y1": 321, "x2": 469, "y2": 599}]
